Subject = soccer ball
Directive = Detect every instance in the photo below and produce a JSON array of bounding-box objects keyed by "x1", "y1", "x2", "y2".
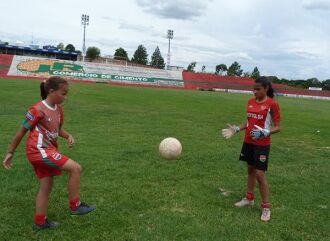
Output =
[{"x1": 159, "y1": 137, "x2": 182, "y2": 160}]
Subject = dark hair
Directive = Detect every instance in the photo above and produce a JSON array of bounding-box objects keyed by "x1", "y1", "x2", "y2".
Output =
[
  {"x1": 255, "y1": 76, "x2": 274, "y2": 98},
  {"x1": 40, "y1": 76, "x2": 68, "y2": 100}
]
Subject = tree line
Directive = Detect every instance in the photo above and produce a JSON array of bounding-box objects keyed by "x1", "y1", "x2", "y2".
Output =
[
  {"x1": 187, "y1": 61, "x2": 265, "y2": 80},
  {"x1": 54, "y1": 43, "x2": 165, "y2": 69}
]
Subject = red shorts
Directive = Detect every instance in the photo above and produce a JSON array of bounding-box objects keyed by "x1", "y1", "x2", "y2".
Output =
[{"x1": 27, "y1": 150, "x2": 69, "y2": 179}]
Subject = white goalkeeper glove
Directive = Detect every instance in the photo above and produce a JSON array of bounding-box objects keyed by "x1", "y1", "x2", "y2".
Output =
[
  {"x1": 222, "y1": 124, "x2": 240, "y2": 139},
  {"x1": 250, "y1": 125, "x2": 270, "y2": 140}
]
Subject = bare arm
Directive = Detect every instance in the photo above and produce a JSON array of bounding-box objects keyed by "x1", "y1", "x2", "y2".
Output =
[
  {"x1": 270, "y1": 123, "x2": 281, "y2": 135},
  {"x1": 3, "y1": 126, "x2": 28, "y2": 169},
  {"x1": 7, "y1": 126, "x2": 28, "y2": 153},
  {"x1": 238, "y1": 122, "x2": 248, "y2": 132},
  {"x1": 59, "y1": 128, "x2": 75, "y2": 148},
  {"x1": 59, "y1": 128, "x2": 70, "y2": 139}
]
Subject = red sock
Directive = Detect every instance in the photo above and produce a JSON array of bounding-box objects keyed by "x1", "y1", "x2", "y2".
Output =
[
  {"x1": 262, "y1": 202, "x2": 271, "y2": 209},
  {"x1": 35, "y1": 214, "x2": 46, "y2": 225},
  {"x1": 246, "y1": 192, "x2": 254, "y2": 201},
  {"x1": 70, "y1": 197, "x2": 81, "y2": 210}
]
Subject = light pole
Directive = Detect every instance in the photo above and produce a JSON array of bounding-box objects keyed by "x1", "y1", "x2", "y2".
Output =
[
  {"x1": 167, "y1": 29, "x2": 174, "y2": 70},
  {"x1": 81, "y1": 14, "x2": 89, "y2": 62}
]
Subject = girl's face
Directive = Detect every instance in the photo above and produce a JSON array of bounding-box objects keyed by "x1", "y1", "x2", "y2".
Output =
[
  {"x1": 49, "y1": 84, "x2": 69, "y2": 104},
  {"x1": 253, "y1": 82, "x2": 268, "y2": 100}
]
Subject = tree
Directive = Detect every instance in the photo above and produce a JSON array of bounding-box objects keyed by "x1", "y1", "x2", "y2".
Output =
[
  {"x1": 57, "y1": 43, "x2": 64, "y2": 50},
  {"x1": 201, "y1": 65, "x2": 206, "y2": 73},
  {"x1": 227, "y1": 61, "x2": 243, "y2": 76},
  {"x1": 187, "y1": 62, "x2": 197, "y2": 72},
  {"x1": 243, "y1": 72, "x2": 251, "y2": 77},
  {"x1": 306, "y1": 78, "x2": 321, "y2": 88},
  {"x1": 131, "y1": 44, "x2": 148, "y2": 65},
  {"x1": 150, "y1": 46, "x2": 165, "y2": 69},
  {"x1": 43, "y1": 45, "x2": 56, "y2": 49},
  {"x1": 250, "y1": 66, "x2": 260, "y2": 79},
  {"x1": 322, "y1": 79, "x2": 330, "y2": 90},
  {"x1": 215, "y1": 64, "x2": 227, "y2": 75},
  {"x1": 65, "y1": 44, "x2": 75, "y2": 52},
  {"x1": 114, "y1": 47, "x2": 129, "y2": 61},
  {"x1": 86, "y1": 46, "x2": 101, "y2": 61}
]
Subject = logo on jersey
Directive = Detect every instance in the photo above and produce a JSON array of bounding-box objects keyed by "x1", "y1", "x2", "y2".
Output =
[
  {"x1": 259, "y1": 155, "x2": 267, "y2": 162},
  {"x1": 247, "y1": 112, "x2": 264, "y2": 120},
  {"x1": 51, "y1": 152, "x2": 62, "y2": 161},
  {"x1": 249, "y1": 105, "x2": 253, "y2": 108},
  {"x1": 45, "y1": 130, "x2": 59, "y2": 140},
  {"x1": 26, "y1": 111, "x2": 35, "y2": 121}
]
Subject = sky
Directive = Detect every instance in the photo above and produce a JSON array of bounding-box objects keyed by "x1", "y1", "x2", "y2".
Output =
[{"x1": 1, "y1": 0, "x2": 330, "y2": 80}]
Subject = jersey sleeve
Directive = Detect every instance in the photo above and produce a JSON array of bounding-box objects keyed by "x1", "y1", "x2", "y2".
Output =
[
  {"x1": 270, "y1": 101, "x2": 281, "y2": 125},
  {"x1": 22, "y1": 106, "x2": 43, "y2": 130}
]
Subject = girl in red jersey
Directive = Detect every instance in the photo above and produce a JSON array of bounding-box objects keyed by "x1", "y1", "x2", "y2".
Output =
[
  {"x1": 3, "y1": 76, "x2": 95, "y2": 230},
  {"x1": 222, "y1": 76, "x2": 281, "y2": 222}
]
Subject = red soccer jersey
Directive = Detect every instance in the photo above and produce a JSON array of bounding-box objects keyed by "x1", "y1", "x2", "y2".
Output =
[
  {"x1": 244, "y1": 97, "x2": 281, "y2": 146},
  {"x1": 23, "y1": 101, "x2": 64, "y2": 160}
]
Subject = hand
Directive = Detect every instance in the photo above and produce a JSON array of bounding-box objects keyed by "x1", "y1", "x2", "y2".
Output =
[
  {"x1": 3, "y1": 153, "x2": 14, "y2": 170},
  {"x1": 68, "y1": 134, "x2": 75, "y2": 148},
  {"x1": 222, "y1": 124, "x2": 240, "y2": 139},
  {"x1": 250, "y1": 125, "x2": 270, "y2": 140}
]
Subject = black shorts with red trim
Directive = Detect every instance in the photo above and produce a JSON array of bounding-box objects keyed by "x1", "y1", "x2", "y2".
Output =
[{"x1": 239, "y1": 142, "x2": 270, "y2": 171}]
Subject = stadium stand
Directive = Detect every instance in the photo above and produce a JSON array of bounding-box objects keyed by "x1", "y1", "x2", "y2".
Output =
[
  {"x1": 182, "y1": 71, "x2": 330, "y2": 98},
  {"x1": 183, "y1": 71, "x2": 253, "y2": 90},
  {"x1": 87, "y1": 62, "x2": 183, "y2": 80},
  {"x1": 0, "y1": 44, "x2": 78, "y2": 60},
  {"x1": 0, "y1": 54, "x2": 13, "y2": 75}
]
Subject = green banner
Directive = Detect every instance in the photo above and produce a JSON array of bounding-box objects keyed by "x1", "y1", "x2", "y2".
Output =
[{"x1": 50, "y1": 71, "x2": 183, "y2": 83}]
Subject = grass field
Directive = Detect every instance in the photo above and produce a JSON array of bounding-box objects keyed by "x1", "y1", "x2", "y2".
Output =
[{"x1": 0, "y1": 77, "x2": 329, "y2": 241}]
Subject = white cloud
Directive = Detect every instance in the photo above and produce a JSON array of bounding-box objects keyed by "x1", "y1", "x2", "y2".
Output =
[
  {"x1": 135, "y1": 0, "x2": 213, "y2": 20},
  {"x1": 302, "y1": 0, "x2": 330, "y2": 10}
]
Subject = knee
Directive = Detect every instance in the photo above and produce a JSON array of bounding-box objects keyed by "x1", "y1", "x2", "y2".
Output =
[
  {"x1": 72, "y1": 163, "x2": 82, "y2": 174},
  {"x1": 255, "y1": 171, "x2": 265, "y2": 183}
]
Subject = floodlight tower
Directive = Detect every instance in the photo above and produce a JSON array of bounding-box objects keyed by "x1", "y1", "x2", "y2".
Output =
[
  {"x1": 81, "y1": 14, "x2": 89, "y2": 62},
  {"x1": 167, "y1": 29, "x2": 174, "y2": 70}
]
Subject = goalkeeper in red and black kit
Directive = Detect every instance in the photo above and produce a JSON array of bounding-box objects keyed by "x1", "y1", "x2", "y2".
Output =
[{"x1": 222, "y1": 76, "x2": 281, "y2": 222}]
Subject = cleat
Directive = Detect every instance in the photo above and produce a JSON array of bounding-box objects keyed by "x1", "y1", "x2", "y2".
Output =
[
  {"x1": 71, "y1": 202, "x2": 96, "y2": 216},
  {"x1": 261, "y1": 208, "x2": 271, "y2": 222},
  {"x1": 32, "y1": 219, "x2": 60, "y2": 231},
  {"x1": 234, "y1": 197, "x2": 254, "y2": 208}
]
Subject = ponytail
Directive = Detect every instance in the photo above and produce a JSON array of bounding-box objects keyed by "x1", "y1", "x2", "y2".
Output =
[
  {"x1": 39, "y1": 76, "x2": 68, "y2": 100},
  {"x1": 40, "y1": 81, "x2": 47, "y2": 100},
  {"x1": 255, "y1": 76, "x2": 275, "y2": 98},
  {"x1": 267, "y1": 85, "x2": 274, "y2": 98}
]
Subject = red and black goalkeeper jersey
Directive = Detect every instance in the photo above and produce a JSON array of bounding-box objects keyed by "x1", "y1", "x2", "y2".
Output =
[{"x1": 244, "y1": 97, "x2": 281, "y2": 146}]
